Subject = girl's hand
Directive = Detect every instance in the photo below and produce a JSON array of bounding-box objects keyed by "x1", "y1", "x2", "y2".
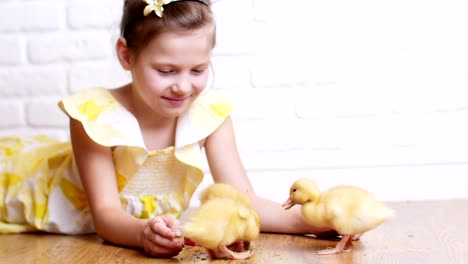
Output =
[{"x1": 142, "y1": 214, "x2": 184, "y2": 257}]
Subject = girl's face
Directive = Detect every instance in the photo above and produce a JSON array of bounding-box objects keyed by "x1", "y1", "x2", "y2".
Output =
[{"x1": 129, "y1": 25, "x2": 213, "y2": 119}]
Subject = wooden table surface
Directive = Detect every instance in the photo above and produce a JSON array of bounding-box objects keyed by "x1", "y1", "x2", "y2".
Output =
[{"x1": 1, "y1": 200, "x2": 467, "y2": 264}]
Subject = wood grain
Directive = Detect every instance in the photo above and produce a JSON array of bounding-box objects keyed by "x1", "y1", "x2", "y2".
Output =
[{"x1": 1, "y1": 200, "x2": 467, "y2": 263}]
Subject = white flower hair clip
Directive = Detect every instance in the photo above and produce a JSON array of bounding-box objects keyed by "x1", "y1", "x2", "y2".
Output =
[
  {"x1": 143, "y1": 0, "x2": 170, "y2": 18},
  {"x1": 143, "y1": 0, "x2": 207, "y2": 18}
]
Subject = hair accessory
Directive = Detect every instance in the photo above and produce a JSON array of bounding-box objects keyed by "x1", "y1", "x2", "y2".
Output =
[
  {"x1": 143, "y1": 0, "x2": 170, "y2": 17},
  {"x1": 143, "y1": 0, "x2": 207, "y2": 18}
]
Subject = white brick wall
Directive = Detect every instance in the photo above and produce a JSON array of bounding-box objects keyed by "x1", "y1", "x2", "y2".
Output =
[{"x1": 1, "y1": 0, "x2": 467, "y2": 202}]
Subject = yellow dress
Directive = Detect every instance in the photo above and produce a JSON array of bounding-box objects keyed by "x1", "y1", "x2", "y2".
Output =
[{"x1": 0, "y1": 87, "x2": 235, "y2": 234}]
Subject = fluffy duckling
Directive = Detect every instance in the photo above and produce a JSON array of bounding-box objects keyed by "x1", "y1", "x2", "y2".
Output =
[
  {"x1": 181, "y1": 184, "x2": 260, "y2": 260},
  {"x1": 199, "y1": 183, "x2": 251, "y2": 206},
  {"x1": 282, "y1": 178, "x2": 394, "y2": 255}
]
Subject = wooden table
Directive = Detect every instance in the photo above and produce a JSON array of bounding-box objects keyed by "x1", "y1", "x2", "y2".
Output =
[{"x1": 1, "y1": 200, "x2": 467, "y2": 263}]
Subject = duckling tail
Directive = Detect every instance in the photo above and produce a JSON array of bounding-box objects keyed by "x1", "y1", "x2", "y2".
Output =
[{"x1": 378, "y1": 205, "x2": 395, "y2": 222}]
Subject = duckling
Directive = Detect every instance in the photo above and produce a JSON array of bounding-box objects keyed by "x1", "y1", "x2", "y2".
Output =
[
  {"x1": 182, "y1": 183, "x2": 254, "y2": 251},
  {"x1": 282, "y1": 178, "x2": 394, "y2": 255},
  {"x1": 181, "y1": 197, "x2": 260, "y2": 259},
  {"x1": 181, "y1": 184, "x2": 259, "y2": 259},
  {"x1": 199, "y1": 183, "x2": 251, "y2": 206}
]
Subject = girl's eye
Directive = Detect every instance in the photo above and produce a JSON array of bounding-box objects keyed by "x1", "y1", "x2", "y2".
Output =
[
  {"x1": 157, "y1": 69, "x2": 173, "y2": 74},
  {"x1": 192, "y1": 69, "x2": 206, "y2": 74}
]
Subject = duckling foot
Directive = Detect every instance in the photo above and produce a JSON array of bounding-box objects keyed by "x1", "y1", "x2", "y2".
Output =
[
  {"x1": 317, "y1": 235, "x2": 353, "y2": 255},
  {"x1": 227, "y1": 241, "x2": 252, "y2": 252},
  {"x1": 352, "y1": 233, "x2": 363, "y2": 241},
  {"x1": 210, "y1": 244, "x2": 253, "y2": 260}
]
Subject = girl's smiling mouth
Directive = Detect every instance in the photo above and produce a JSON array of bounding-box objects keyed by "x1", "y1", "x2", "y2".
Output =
[{"x1": 162, "y1": 96, "x2": 191, "y2": 106}]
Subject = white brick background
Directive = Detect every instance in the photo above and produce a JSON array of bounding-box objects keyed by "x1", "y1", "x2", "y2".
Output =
[{"x1": 1, "y1": 0, "x2": 467, "y2": 203}]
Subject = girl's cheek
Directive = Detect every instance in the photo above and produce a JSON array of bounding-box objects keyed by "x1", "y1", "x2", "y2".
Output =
[
  {"x1": 198, "y1": 75, "x2": 210, "y2": 90},
  {"x1": 146, "y1": 75, "x2": 169, "y2": 89},
  {"x1": 196, "y1": 83, "x2": 207, "y2": 93}
]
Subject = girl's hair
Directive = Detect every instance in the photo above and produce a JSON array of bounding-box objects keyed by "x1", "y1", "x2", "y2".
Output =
[{"x1": 120, "y1": 0, "x2": 215, "y2": 55}]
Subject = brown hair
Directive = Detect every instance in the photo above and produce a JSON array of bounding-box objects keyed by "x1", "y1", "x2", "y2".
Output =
[{"x1": 120, "y1": 0, "x2": 215, "y2": 55}]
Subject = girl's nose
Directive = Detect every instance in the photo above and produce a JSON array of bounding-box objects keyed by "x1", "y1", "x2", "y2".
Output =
[{"x1": 171, "y1": 75, "x2": 191, "y2": 94}]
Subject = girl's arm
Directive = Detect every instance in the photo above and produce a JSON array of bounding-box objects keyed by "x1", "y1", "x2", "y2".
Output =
[
  {"x1": 204, "y1": 117, "x2": 334, "y2": 235},
  {"x1": 70, "y1": 118, "x2": 183, "y2": 256}
]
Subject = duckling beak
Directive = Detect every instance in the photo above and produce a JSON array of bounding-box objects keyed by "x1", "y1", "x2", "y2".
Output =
[{"x1": 282, "y1": 198, "x2": 295, "y2": 210}]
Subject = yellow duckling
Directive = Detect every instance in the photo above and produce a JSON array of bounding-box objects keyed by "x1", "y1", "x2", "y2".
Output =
[
  {"x1": 181, "y1": 184, "x2": 260, "y2": 259},
  {"x1": 199, "y1": 183, "x2": 251, "y2": 206},
  {"x1": 282, "y1": 178, "x2": 394, "y2": 255}
]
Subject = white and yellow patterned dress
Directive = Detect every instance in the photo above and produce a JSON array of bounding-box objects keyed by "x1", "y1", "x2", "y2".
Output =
[{"x1": 0, "y1": 87, "x2": 234, "y2": 234}]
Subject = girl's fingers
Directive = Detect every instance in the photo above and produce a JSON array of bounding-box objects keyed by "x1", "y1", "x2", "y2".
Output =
[
  {"x1": 150, "y1": 216, "x2": 180, "y2": 238},
  {"x1": 142, "y1": 220, "x2": 183, "y2": 257},
  {"x1": 144, "y1": 217, "x2": 183, "y2": 246},
  {"x1": 161, "y1": 215, "x2": 182, "y2": 237}
]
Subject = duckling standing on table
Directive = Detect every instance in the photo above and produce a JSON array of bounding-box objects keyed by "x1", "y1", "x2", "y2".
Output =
[
  {"x1": 282, "y1": 178, "x2": 394, "y2": 255},
  {"x1": 181, "y1": 183, "x2": 260, "y2": 259}
]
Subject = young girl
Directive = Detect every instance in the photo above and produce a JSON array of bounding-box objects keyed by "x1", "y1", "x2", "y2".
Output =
[{"x1": 0, "y1": 0, "x2": 334, "y2": 258}]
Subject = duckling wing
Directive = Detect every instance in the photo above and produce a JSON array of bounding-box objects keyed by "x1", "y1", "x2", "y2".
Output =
[
  {"x1": 181, "y1": 221, "x2": 225, "y2": 249},
  {"x1": 181, "y1": 200, "x2": 231, "y2": 249},
  {"x1": 223, "y1": 205, "x2": 260, "y2": 243},
  {"x1": 182, "y1": 199, "x2": 259, "y2": 249},
  {"x1": 323, "y1": 186, "x2": 394, "y2": 235}
]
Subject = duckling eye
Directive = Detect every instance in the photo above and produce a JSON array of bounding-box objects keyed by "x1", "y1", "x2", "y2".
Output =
[{"x1": 293, "y1": 189, "x2": 297, "y2": 192}]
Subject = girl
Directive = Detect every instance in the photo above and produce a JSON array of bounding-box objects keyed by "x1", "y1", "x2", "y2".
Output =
[{"x1": 0, "y1": 0, "x2": 334, "y2": 258}]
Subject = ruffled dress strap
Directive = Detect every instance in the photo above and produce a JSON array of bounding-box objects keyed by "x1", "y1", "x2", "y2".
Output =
[
  {"x1": 58, "y1": 87, "x2": 146, "y2": 149},
  {"x1": 174, "y1": 89, "x2": 236, "y2": 169}
]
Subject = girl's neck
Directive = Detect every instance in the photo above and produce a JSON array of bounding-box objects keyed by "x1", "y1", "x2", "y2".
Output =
[
  {"x1": 119, "y1": 84, "x2": 177, "y2": 129},
  {"x1": 111, "y1": 84, "x2": 178, "y2": 150}
]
